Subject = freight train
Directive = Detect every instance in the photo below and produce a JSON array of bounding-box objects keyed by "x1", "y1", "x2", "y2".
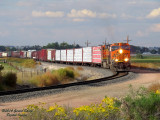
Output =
[{"x1": 0, "y1": 42, "x2": 131, "y2": 71}]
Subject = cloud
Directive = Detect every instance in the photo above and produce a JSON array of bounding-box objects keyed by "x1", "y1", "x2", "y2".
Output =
[
  {"x1": 16, "y1": 1, "x2": 33, "y2": 6},
  {"x1": 67, "y1": 9, "x2": 96, "y2": 18},
  {"x1": 67, "y1": 9, "x2": 116, "y2": 20},
  {"x1": 121, "y1": 13, "x2": 133, "y2": 19},
  {"x1": 32, "y1": 11, "x2": 64, "y2": 17},
  {"x1": 150, "y1": 24, "x2": 160, "y2": 32},
  {"x1": 72, "y1": 18, "x2": 86, "y2": 22},
  {"x1": 98, "y1": 13, "x2": 116, "y2": 18},
  {"x1": 136, "y1": 24, "x2": 160, "y2": 37},
  {"x1": 147, "y1": 8, "x2": 160, "y2": 18},
  {"x1": 128, "y1": 1, "x2": 137, "y2": 5}
]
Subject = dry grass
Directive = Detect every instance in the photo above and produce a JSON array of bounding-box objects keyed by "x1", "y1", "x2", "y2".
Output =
[
  {"x1": 29, "y1": 72, "x2": 60, "y2": 87},
  {"x1": 76, "y1": 66, "x2": 84, "y2": 71},
  {"x1": 148, "y1": 83, "x2": 160, "y2": 92},
  {"x1": 131, "y1": 63, "x2": 160, "y2": 69}
]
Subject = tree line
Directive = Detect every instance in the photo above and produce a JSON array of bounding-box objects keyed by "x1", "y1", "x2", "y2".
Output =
[{"x1": 0, "y1": 43, "x2": 160, "y2": 54}]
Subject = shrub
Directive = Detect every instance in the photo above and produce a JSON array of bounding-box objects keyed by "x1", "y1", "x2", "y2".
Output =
[
  {"x1": 136, "y1": 53, "x2": 143, "y2": 59},
  {"x1": 30, "y1": 72, "x2": 60, "y2": 87},
  {"x1": 20, "y1": 97, "x2": 120, "y2": 120},
  {"x1": 56, "y1": 68, "x2": 75, "y2": 80},
  {"x1": 3, "y1": 72, "x2": 17, "y2": 88},
  {"x1": 119, "y1": 87, "x2": 160, "y2": 120}
]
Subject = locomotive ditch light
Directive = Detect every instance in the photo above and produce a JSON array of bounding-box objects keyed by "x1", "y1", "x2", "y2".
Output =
[
  {"x1": 115, "y1": 59, "x2": 118, "y2": 62},
  {"x1": 119, "y1": 49, "x2": 123, "y2": 54},
  {"x1": 124, "y1": 58, "x2": 129, "y2": 62}
]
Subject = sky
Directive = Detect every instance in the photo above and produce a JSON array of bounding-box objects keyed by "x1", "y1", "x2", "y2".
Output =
[{"x1": 0, "y1": 0, "x2": 160, "y2": 47}]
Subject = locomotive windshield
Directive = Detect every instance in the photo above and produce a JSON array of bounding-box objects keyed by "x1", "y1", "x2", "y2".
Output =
[
  {"x1": 111, "y1": 46, "x2": 119, "y2": 51},
  {"x1": 121, "y1": 46, "x2": 130, "y2": 50}
]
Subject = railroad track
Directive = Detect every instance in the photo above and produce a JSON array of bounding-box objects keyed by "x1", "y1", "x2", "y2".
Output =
[{"x1": 0, "y1": 71, "x2": 129, "y2": 102}]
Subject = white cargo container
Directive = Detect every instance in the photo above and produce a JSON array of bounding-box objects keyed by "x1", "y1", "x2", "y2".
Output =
[
  {"x1": 55, "y1": 50, "x2": 60, "y2": 61},
  {"x1": 27, "y1": 50, "x2": 36, "y2": 58},
  {"x1": 47, "y1": 49, "x2": 53, "y2": 61},
  {"x1": 74, "y1": 48, "x2": 82, "y2": 62},
  {"x1": 61, "y1": 50, "x2": 66, "y2": 61},
  {"x1": 83, "y1": 47, "x2": 92, "y2": 62},
  {"x1": 67, "y1": 49, "x2": 73, "y2": 62},
  {"x1": 2, "y1": 52, "x2": 8, "y2": 57},
  {"x1": 23, "y1": 51, "x2": 27, "y2": 58}
]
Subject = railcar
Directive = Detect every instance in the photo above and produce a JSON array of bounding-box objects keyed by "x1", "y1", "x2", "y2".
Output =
[{"x1": 9, "y1": 42, "x2": 130, "y2": 72}]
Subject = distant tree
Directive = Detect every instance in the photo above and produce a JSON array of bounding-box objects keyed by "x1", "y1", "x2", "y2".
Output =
[
  {"x1": 158, "y1": 48, "x2": 160, "y2": 54},
  {"x1": 150, "y1": 49, "x2": 157, "y2": 54},
  {"x1": 43, "y1": 42, "x2": 81, "y2": 49},
  {"x1": 0, "y1": 46, "x2": 6, "y2": 52},
  {"x1": 10, "y1": 47, "x2": 17, "y2": 51},
  {"x1": 130, "y1": 45, "x2": 141, "y2": 54}
]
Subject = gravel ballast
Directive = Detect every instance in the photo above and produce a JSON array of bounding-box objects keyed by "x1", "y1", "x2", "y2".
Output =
[{"x1": 0, "y1": 72, "x2": 137, "y2": 103}]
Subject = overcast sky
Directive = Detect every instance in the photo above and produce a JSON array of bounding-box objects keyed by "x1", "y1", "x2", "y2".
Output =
[{"x1": 0, "y1": 0, "x2": 160, "y2": 47}]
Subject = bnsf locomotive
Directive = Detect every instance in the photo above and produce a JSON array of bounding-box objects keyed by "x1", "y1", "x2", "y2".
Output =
[
  {"x1": 101, "y1": 42, "x2": 130, "y2": 71},
  {"x1": 1, "y1": 42, "x2": 130, "y2": 71}
]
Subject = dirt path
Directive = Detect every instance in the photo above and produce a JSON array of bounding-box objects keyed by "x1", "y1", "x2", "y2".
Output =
[{"x1": 1, "y1": 72, "x2": 160, "y2": 120}]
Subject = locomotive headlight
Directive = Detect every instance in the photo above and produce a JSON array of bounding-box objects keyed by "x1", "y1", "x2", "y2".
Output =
[
  {"x1": 119, "y1": 49, "x2": 123, "y2": 54},
  {"x1": 124, "y1": 58, "x2": 129, "y2": 62},
  {"x1": 115, "y1": 59, "x2": 118, "y2": 62}
]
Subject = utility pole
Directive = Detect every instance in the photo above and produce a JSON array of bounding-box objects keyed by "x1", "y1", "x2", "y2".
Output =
[
  {"x1": 103, "y1": 38, "x2": 109, "y2": 45},
  {"x1": 85, "y1": 40, "x2": 91, "y2": 47},
  {"x1": 124, "y1": 35, "x2": 132, "y2": 43},
  {"x1": 73, "y1": 41, "x2": 76, "y2": 48}
]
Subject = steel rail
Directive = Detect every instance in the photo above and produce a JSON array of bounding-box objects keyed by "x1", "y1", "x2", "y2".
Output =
[{"x1": 0, "y1": 72, "x2": 128, "y2": 97}]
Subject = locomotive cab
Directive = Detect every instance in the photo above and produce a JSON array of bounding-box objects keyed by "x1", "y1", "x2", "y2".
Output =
[{"x1": 110, "y1": 43, "x2": 130, "y2": 71}]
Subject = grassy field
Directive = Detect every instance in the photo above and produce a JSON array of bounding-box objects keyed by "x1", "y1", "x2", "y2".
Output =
[
  {"x1": 131, "y1": 55, "x2": 160, "y2": 69},
  {"x1": 0, "y1": 57, "x2": 37, "y2": 68}
]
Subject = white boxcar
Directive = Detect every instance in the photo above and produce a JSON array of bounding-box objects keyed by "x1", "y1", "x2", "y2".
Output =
[
  {"x1": 55, "y1": 50, "x2": 61, "y2": 61},
  {"x1": 2, "y1": 52, "x2": 8, "y2": 57},
  {"x1": 74, "y1": 48, "x2": 82, "y2": 62},
  {"x1": 61, "y1": 50, "x2": 66, "y2": 61},
  {"x1": 27, "y1": 50, "x2": 35, "y2": 58},
  {"x1": 83, "y1": 47, "x2": 92, "y2": 62},
  {"x1": 47, "y1": 49, "x2": 53, "y2": 61},
  {"x1": 67, "y1": 49, "x2": 73, "y2": 62}
]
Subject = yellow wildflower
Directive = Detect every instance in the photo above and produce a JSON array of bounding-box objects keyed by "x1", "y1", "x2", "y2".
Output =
[{"x1": 156, "y1": 90, "x2": 160, "y2": 94}]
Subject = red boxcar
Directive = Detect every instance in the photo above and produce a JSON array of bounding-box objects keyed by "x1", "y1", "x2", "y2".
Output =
[
  {"x1": 20, "y1": 51, "x2": 24, "y2": 58},
  {"x1": 11, "y1": 51, "x2": 20, "y2": 58},
  {"x1": 32, "y1": 51, "x2": 39, "y2": 60},
  {"x1": 0, "y1": 52, "x2": 2, "y2": 57},
  {"x1": 39, "y1": 49, "x2": 47, "y2": 61}
]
